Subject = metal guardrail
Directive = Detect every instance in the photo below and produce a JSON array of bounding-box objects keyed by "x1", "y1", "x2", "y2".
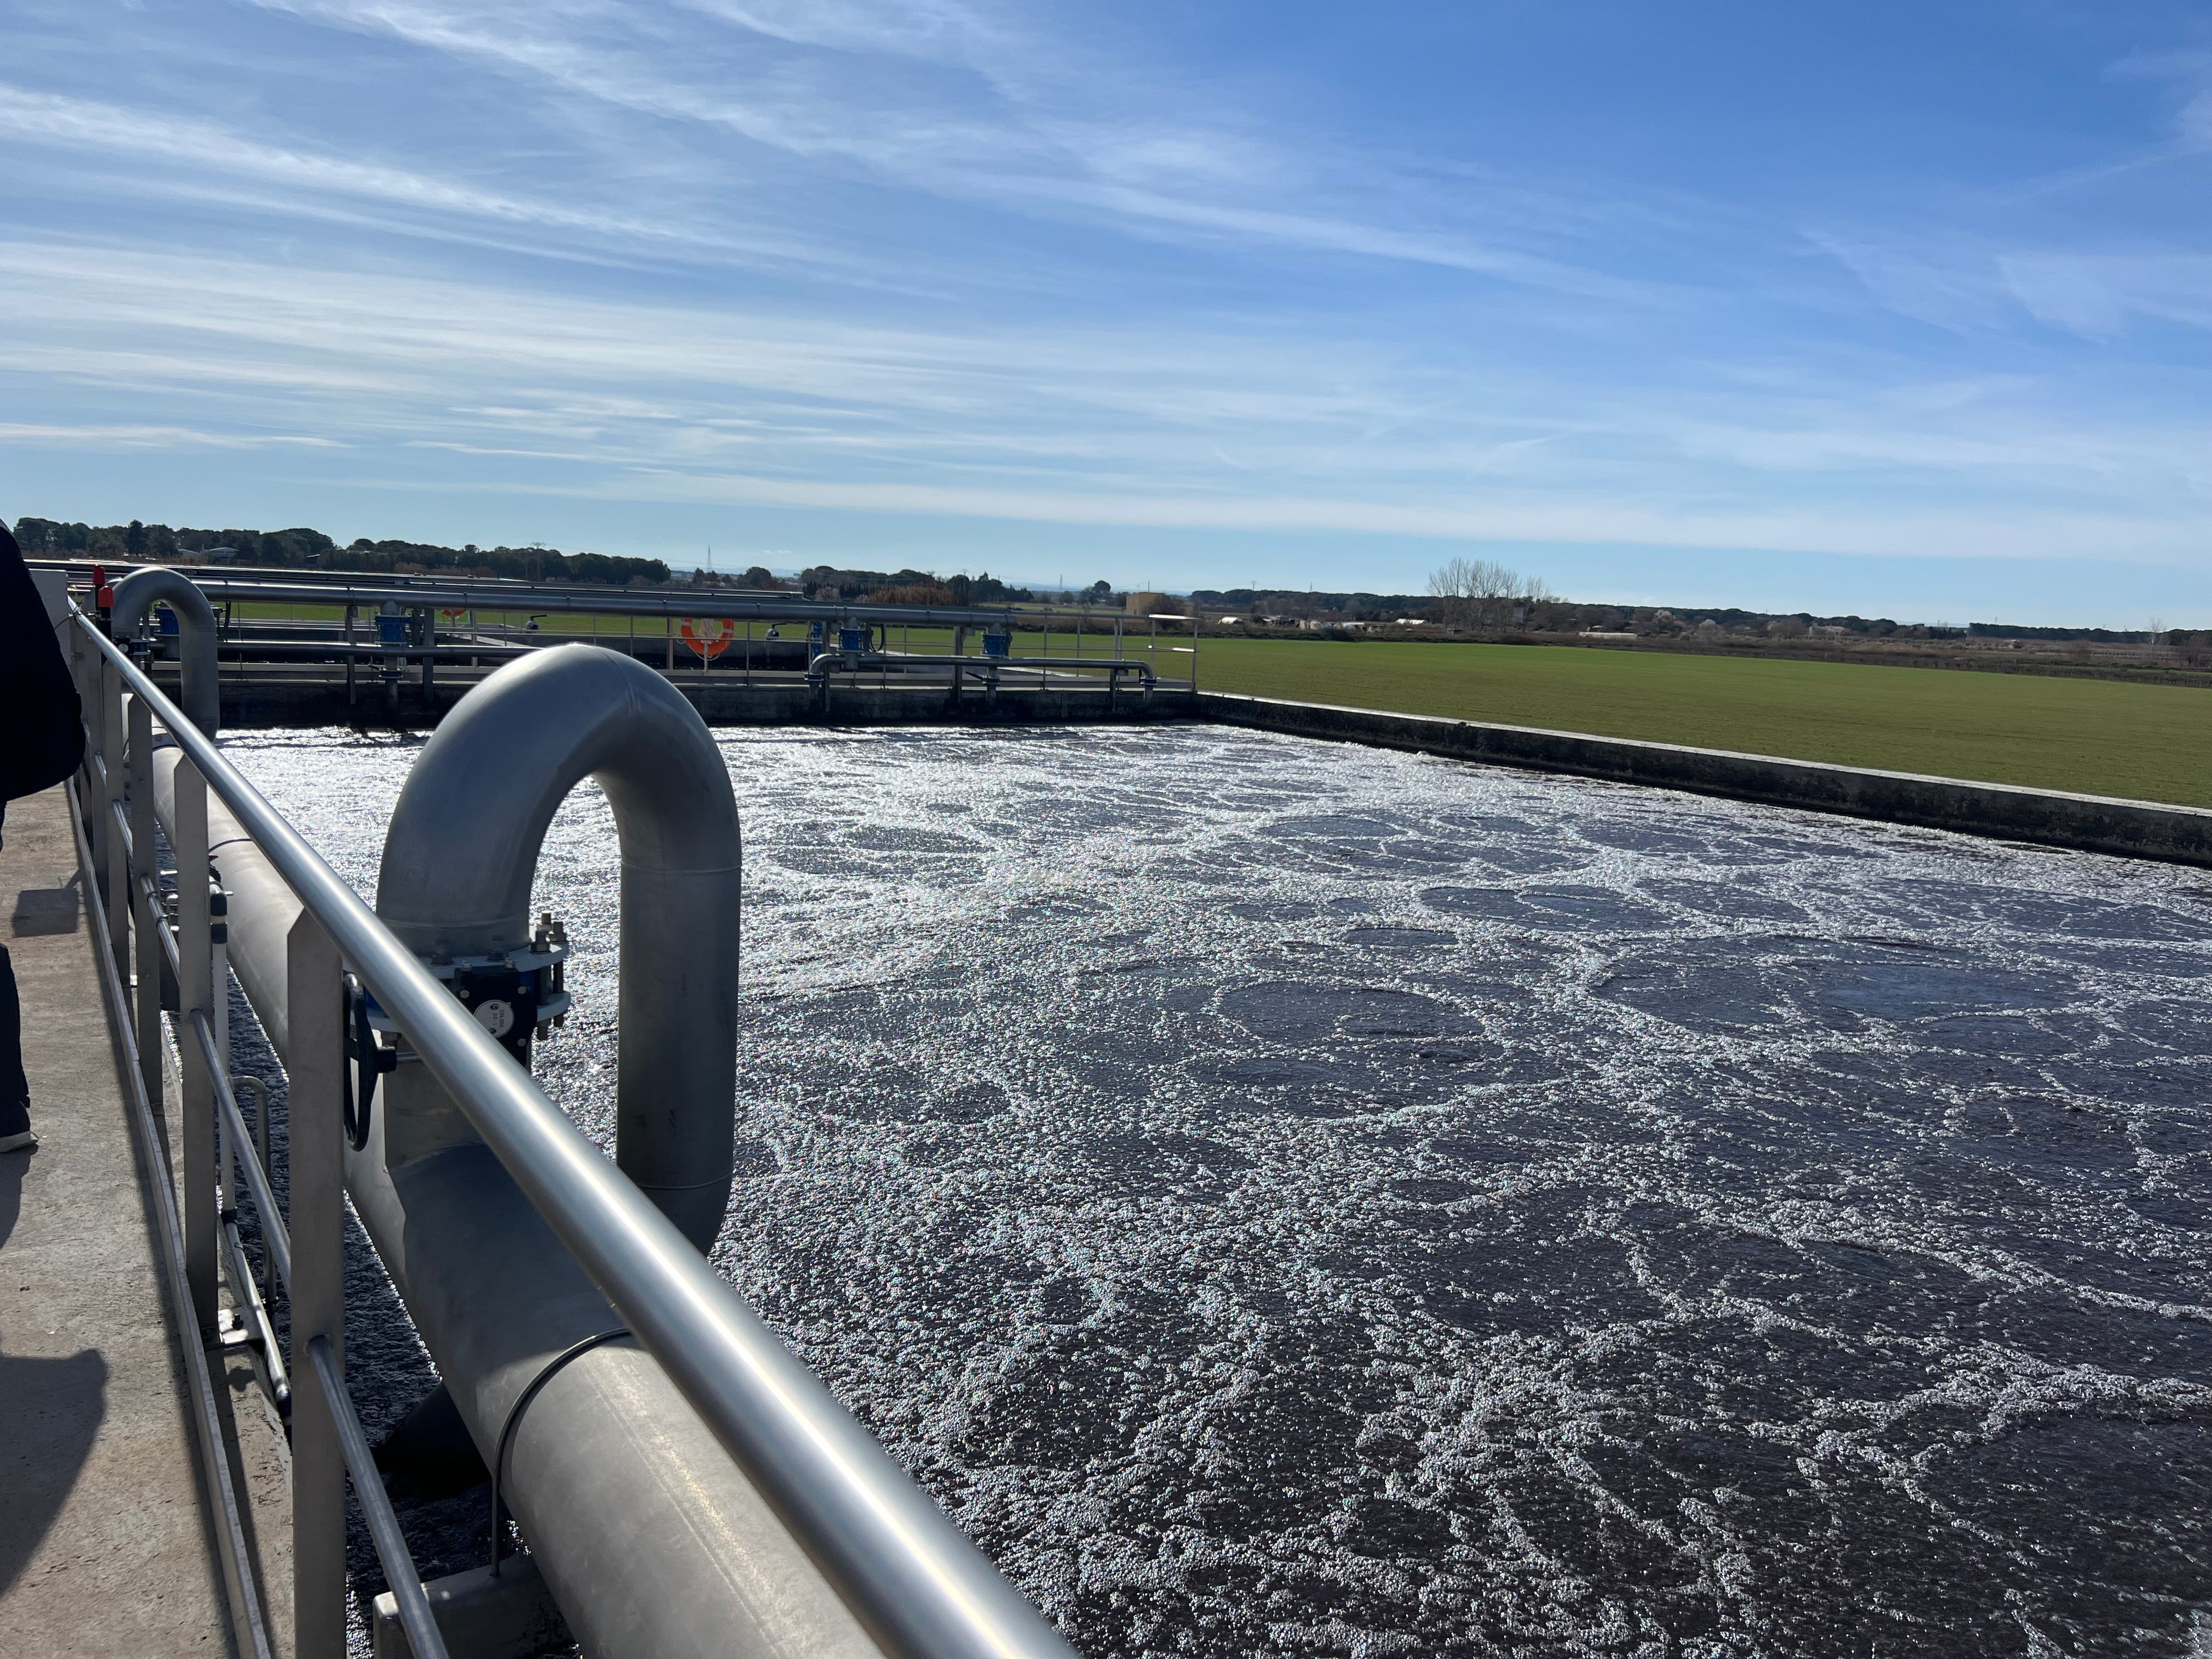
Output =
[
  {"x1": 69, "y1": 612, "x2": 448, "y2": 1658},
  {"x1": 35, "y1": 560, "x2": 1027, "y2": 628},
  {"x1": 67, "y1": 607, "x2": 1078, "y2": 1659},
  {"x1": 805, "y1": 651, "x2": 1161, "y2": 696},
  {"x1": 61, "y1": 767, "x2": 278, "y2": 1659},
  {"x1": 64, "y1": 560, "x2": 1200, "y2": 696},
  {"x1": 187, "y1": 574, "x2": 1025, "y2": 629},
  {"x1": 307, "y1": 1336, "x2": 448, "y2": 1659},
  {"x1": 86, "y1": 571, "x2": 1212, "y2": 712}
]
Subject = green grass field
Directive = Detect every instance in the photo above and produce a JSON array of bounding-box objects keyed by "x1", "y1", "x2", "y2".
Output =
[
  {"x1": 1188, "y1": 637, "x2": 2212, "y2": 808},
  {"x1": 223, "y1": 603, "x2": 2204, "y2": 805}
]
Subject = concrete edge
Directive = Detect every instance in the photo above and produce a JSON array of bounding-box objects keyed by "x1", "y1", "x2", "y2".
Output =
[{"x1": 1190, "y1": 690, "x2": 2212, "y2": 867}]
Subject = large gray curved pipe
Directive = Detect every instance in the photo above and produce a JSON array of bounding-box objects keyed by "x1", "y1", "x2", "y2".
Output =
[
  {"x1": 110, "y1": 567, "x2": 221, "y2": 736},
  {"x1": 376, "y1": 644, "x2": 742, "y2": 1249},
  {"x1": 148, "y1": 755, "x2": 887, "y2": 1659},
  {"x1": 149, "y1": 662, "x2": 898, "y2": 1659}
]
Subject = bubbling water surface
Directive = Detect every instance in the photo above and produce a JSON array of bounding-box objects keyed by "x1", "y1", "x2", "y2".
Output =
[{"x1": 227, "y1": 724, "x2": 2212, "y2": 1658}]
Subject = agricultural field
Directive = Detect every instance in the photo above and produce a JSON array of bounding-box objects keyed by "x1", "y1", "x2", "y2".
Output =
[
  {"x1": 217, "y1": 602, "x2": 2207, "y2": 806},
  {"x1": 1186, "y1": 636, "x2": 2212, "y2": 808}
]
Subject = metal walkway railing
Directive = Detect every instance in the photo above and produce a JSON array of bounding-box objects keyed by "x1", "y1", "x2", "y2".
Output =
[
  {"x1": 65, "y1": 604, "x2": 1077, "y2": 1659},
  {"x1": 44, "y1": 558, "x2": 1203, "y2": 711}
]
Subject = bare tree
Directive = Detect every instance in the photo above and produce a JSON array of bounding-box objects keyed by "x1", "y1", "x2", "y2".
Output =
[{"x1": 1429, "y1": 558, "x2": 1548, "y2": 630}]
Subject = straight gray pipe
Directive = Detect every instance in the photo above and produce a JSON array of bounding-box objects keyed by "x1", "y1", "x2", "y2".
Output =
[{"x1": 347, "y1": 1077, "x2": 880, "y2": 1659}]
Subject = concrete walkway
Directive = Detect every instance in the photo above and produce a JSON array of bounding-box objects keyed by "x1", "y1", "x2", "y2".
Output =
[{"x1": 0, "y1": 783, "x2": 229, "y2": 1656}]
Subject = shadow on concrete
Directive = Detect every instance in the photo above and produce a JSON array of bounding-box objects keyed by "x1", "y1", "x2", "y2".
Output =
[
  {"x1": 10, "y1": 872, "x2": 82, "y2": 938},
  {"x1": 0, "y1": 1341, "x2": 108, "y2": 1595}
]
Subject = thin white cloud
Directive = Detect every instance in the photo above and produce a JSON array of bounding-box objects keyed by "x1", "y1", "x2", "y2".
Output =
[
  {"x1": 2, "y1": 1, "x2": 2205, "y2": 608},
  {"x1": 2001, "y1": 252, "x2": 2212, "y2": 339},
  {"x1": 243, "y1": 0, "x2": 1673, "y2": 301},
  {"x1": 0, "y1": 422, "x2": 341, "y2": 448},
  {"x1": 1, "y1": 238, "x2": 2200, "y2": 565},
  {"x1": 422, "y1": 465, "x2": 2208, "y2": 566},
  {"x1": 1802, "y1": 233, "x2": 2011, "y2": 334},
  {"x1": 0, "y1": 83, "x2": 844, "y2": 270}
]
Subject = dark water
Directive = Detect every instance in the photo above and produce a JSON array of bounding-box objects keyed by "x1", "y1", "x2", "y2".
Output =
[{"x1": 224, "y1": 724, "x2": 2212, "y2": 1658}]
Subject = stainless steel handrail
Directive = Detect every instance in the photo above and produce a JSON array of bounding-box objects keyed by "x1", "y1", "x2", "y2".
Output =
[
  {"x1": 65, "y1": 772, "x2": 276, "y2": 1659},
  {"x1": 71, "y1": 611, "x2": 1077, "y2": 1659},
  {"x1": 306, "y1": 1337, "x2": 449, "y2": 1659},
  {"x1": 805, "y1": 651, "x2": 1157, "y2": 684},
  {"x1": 184, "y1": 576, "x2": 1023, "y2": 629}
]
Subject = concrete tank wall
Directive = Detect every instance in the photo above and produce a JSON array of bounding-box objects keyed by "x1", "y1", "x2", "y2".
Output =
[
  {"x1": 151, "y1": 669, "x2": 1181, "y2": 730},
  {"x1": 1193, "y1": 691, "x2": 2212, "y2": 867}
]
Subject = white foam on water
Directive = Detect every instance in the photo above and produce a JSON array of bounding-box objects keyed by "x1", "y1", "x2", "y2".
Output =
[{"x1": 224, "y1": 723, "x2": 2212, "y2": 1658}]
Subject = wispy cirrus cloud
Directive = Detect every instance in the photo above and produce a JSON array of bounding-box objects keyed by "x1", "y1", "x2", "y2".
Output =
[
  {"x1": 2, "y1": 0, "x2": 2208, "y2": 618},
  {"x1": 0, "y1": 83, "x2": 856, "y2": 273},
  {"x1": 1811, "y1": 230, "x2": 2212, "y2": 343},
  {"x1": 2, "y1": 235, "x2": 2199, "y2": 567},
  {"x1": 0, "y1": 421, "x2": 340, "y2": 448},
  {"x1": 2000, "y1": 251, "x2": 2212, "y2": 338},
  {"x1": 242, "y1": 0, "x2": 1676, "y2": 300}
]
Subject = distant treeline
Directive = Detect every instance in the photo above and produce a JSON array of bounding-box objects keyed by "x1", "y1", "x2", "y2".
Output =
[
  {"x1": 10, "y1": 520, "x2": 2179, "y2": 639},
  {"x1": 1193, "y1": 587, "x2": 2177, "y2": 643},
  {"x1": 794, "y1": 565, "x2": 1072, "y2": 605},
  {"x1": 12, "y1": 517, "x2": 671, "y2": 586},
  {"x1": 1195, "y1": 588, "x2": 1431, "y2": 612}
]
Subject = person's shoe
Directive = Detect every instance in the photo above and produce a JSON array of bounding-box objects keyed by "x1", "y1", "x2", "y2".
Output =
[{"x1": 0, "y1": 1128, "x2": 36, "y2": 1153}]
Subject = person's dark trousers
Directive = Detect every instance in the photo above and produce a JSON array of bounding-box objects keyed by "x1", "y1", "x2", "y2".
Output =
[
  {"x1": 0, "y1": 800, "x2": 22, "y2": 1137},
  {"x1": 0, "y1": 940, "x2": 25, "y2": 1138}
]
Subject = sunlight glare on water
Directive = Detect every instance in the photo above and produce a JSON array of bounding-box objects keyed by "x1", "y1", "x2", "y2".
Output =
[{"x1": 225, "y1": 723, "x2": 2212, "y2": 1659}]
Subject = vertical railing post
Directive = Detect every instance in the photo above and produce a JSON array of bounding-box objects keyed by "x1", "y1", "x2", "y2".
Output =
[
  {"x1": 287, "y1": 911, "x2": 347, "y2": 1659},
  {"x1": 128, "y1": 695, "x2": 162, "y2": 1109},
  {"x1": 213, "y1": 895, "x2": 232, "y2": 1076},
  {"x1": 101, "y1": 659, "x2": 127, "y2": 973},
  {"x1": 73, "y1": 619, "x2": 104, "y2": 849},
  {"x1": 175, "y1": 753, "x2": 218, "y2": 1331}
]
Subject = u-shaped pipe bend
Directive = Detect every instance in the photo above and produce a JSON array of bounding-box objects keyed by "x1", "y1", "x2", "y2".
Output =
[
  {"x1": 377, "y1": 644, "x2": 742, "y2": 1249},
  {"x1": 109, "y1": 566, "x2": 221, "y2": 736}
]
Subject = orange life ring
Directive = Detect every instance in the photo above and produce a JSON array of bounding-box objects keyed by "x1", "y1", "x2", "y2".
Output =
[{"x1": 678, "y1": 617, "x2": 736, "y2": 660}]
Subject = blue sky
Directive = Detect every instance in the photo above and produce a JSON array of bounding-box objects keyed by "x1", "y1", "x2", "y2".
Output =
[{"x1": 2, "y1": 2, "x2": 2207, "y2": 623}]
